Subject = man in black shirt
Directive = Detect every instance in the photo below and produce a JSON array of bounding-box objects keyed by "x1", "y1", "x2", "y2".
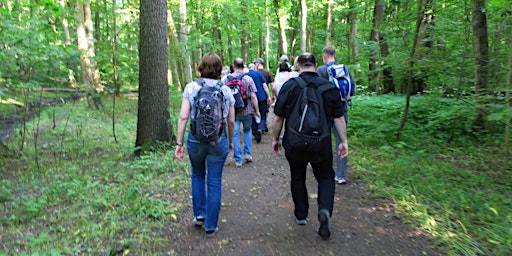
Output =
[{"x1": 272, "y1": 53, "x2": 348, "y2": 240}]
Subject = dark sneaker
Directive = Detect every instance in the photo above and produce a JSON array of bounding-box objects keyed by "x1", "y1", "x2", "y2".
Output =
[
  {"x1": 254, "y1": 130, "x2": 262, "y2": 143},
  {"x1": 205, "y1": 227, "x2": 219, "y2": 238},
  {"x1": 193, "y1": 216, "x2": 205, "y2": 226},
  {"x1": 318, "y1": 209, "x2": 331, "y2": 240}
]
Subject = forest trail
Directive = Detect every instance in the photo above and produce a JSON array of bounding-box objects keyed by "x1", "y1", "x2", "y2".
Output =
[{"x1": 166, "y1": 113, "x2": 440, "y2": 256}]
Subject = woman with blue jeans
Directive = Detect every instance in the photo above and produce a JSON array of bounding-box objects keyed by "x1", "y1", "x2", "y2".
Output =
[{"x1": 175, "y1": 53, "x2": 235, "y2": 237}]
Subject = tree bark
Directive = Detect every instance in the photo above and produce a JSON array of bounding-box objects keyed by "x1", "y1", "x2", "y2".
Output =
[
  {"x1": 472, "y1": 0, "x2": 490, "y2": 128},
  {"x1": 136, "y1": 0, "x2": 172, "y2": 154}
]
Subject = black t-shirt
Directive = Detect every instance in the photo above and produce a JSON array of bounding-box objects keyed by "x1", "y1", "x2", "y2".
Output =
[{"x1": 274, "y1": 71, "x2": 345, "y2": 161}]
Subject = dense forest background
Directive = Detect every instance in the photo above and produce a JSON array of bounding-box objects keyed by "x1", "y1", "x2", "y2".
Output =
[
  {"x1": 0, "y1": 0, "x2": 511, "y2": 255},
  {"x1": 1, "y1": 0, "x2": 511, "y2": 147}
]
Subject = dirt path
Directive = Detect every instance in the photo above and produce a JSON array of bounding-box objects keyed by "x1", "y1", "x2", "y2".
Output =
[{"x1": 166, "y1": 113, "x2": 440, "y2": 256}]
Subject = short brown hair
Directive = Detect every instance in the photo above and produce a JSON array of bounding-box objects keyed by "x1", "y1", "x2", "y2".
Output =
[
  {"x1": 198, "y1": 53, "x2": 222, "y2": 79},
  {"x1": 322, "y1": 46, "x2": 336, "y2": 58}
]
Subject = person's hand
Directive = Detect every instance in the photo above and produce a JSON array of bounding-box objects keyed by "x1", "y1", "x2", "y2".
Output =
[
  {"x1": 337, "y1": 141, "x2": 348, "y2": 160},
  {"x1": 175, "y1": 145, "x2": 184, "y2": 161},
  {"x1": 267, "y1": 97, "x2": 272, "y2": 105},
  {"x1": 272, "y1": 140, "x2": 281, "y2": 155},
  {"x1": 256, "y1": 111, "x2": 262, "y2": 119},
  {"x1": 229, "y1": 142, "x2": 233, "y2": 152}
]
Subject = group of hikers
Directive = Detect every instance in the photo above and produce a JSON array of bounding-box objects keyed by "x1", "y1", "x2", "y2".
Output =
[{"x1": 174, "y1": 46, "x2": 355, "y2": 239}]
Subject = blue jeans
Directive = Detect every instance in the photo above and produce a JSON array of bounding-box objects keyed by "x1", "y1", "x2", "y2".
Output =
[
  {"x1": 334, "y1": 109, "x2": 349, "y2": 179},
  {"x1": 186, "y1": 132, "x2": 229, "y2": 231},
  {"x1": 234, "y1": 114, "x2": 253, "y2": 163}
]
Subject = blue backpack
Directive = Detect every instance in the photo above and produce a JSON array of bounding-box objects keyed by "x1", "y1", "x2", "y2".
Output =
[{"x1": 327, "y1": 63, "x2": 355, "y2": 107}]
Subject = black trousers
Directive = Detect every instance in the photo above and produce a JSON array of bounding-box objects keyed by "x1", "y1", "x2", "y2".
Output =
[
  {"x1": 284, "y1": 150, "x2": 335, "y2": 220},
  {"x1": 252, "y1": 100, "x2": 269, "y2": 142}
]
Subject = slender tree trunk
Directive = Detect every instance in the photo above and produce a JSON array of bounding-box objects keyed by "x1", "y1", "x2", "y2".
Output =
[
  {"x1": 168, "y1": 9, "x2": 182, "y2": 90},
  {"x1": 273, "y1": 0, "x2": 288, "y2": 58},
  {"x1": 398, "y1": 0, "x2": 433, "y2": 138},
  {"x1": 472, "y1": 0, "x2": 490, "y2": 128},
  {"x1": 136, "y1": 0, "x2": 172, "y2": 154},
  {"x1": 505, "y1": 31, "x2": 511, "y2": 156},
  {"x1": 179, "y1": 0, "x2": 192, "y2": 84},
  {"x1": 348, "y1": 0, "x2": 358, "y2": 65},
  {"x1": 300, "y1": 0, "x2": 307, "y2": 53},
  {"x1": 240, "y1": 1, "x2": 249, "y2": 61},
  {"x1": 76, "y1": 1, "x2": 103, "y2": 109},
  {"x1": 265, "y1": 0, "x2": 270, "y2": 69},
  {"x1": 112, "y1": 0, "x2": 119, "y2": 96},
  {"x1": 369, "y1": 0, "x2": 385, "y2": 93},
  {"x1": 60, "y1": 0, "x2": 71, "y2": 45},
  {"x1": 325, "y1": 0, "x2": 334, "y2": 46}
]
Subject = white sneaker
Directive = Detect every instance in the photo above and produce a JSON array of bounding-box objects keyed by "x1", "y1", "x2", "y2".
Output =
[
  {"x1": 335, "y1": 176, "x2": 347, "y2": 185},
  {"x1": 244, "y1": 154, "x2": 253, "y2": 162},
  {"x1": 235, "y1": 161, "x2": 242, "y2": 167}
]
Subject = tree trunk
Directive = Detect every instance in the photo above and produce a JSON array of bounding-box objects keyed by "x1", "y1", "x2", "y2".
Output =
[
  {"x1": 348, "y1": 0, "x2": 358, "y2": 65},
  {"x1": 136, "y1": 0, "x2": 172, "y2": 154},
  {"x1": 179, "y1": 0, "x2": 192, "y2": 84},
  {"x1": 398, "y1": 0, "x2": 433, "y2": 138},
  {"x1": 472, "y1": 0, "x2": 490, "y2": 128},
  {"x1": 369, "y1": 0, "x2": 385, "y2": 93},
  {"x1": 168, "y1": 9, "x2": 182, "y2": 90},
  {"x1": 76, "y1": 1, "x2": 103, "y2": 109},
  {"x1": 300, "y1": 0, "x2": 307, "y2": 54},
  {"x1": 325, "y1": 0, "x2": 334, "y2": 46},
  {"x1": 273, "y1": 0, "x2": 288, "y2": 58},
  {"x1": 60, "y1": 0, "x2": 71, "y2": 45}
]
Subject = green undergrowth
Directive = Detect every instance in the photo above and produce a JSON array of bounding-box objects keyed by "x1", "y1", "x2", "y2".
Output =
[
  {"x1": 349, "y1": 94, "x2": 511, "y2": 256},
  {"x1": 0, "y1": 91, "x2": 510, "y2": 255},
  {"x1": 0, "y1": 90, "x2": 187, "y2": 255}
]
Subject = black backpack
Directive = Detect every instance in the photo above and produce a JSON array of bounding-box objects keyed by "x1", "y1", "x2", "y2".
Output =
[
  {"x1": 286, "y1": 77, "x2": 334, "y2": 152},
  {"x1": 225, "y1": 74, "x2": 249, "y2": 111},
  {"x1": 190, "y1": 79, "x2": 225, "y2": 142}
]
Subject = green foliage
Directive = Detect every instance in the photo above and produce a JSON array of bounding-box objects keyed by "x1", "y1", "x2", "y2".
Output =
[
  {"x1": 350, "y1": 94, "x2": 511, "y2": 256},
  {"x1": 0, "y1": 96, "x2": 186, "y2": 254}
]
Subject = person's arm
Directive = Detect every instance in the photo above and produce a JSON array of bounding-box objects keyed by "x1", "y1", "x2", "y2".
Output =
[
  {"x1": 251, "y1": 92, "x2": 261, "y2": 119},
  {"x1": 272, "y1": 115, "x2": 284, "y2": 154},
  {"x1": 263, "y1": 82, "x2": 272, "y2": 105},
  {"x1": 226, "y1": 105, "x2": 235, "y2": 152},
  {"x1": 174, "y1": 98, "x2": 191, "y2": 161},
  {"x1": 333, "y1": 116, "x2": 348, "y2": 159}
]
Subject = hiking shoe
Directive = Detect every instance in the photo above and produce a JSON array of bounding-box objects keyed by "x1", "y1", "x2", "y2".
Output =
[
  {"x1": 193, "y1": 216, "x2": 205, "y2": 226},
  {"x1": 205, "y1": 227, "x2": 219, "y2": 238},
  {"x1": 254, "y1": 130, "x2": 262, "y2": 143},
  {"x1": 318, "y1": 209, "x2": 331, "y2": 240},
  {"x1": 244, "y1": 154, "x2": 253, "y2": 162},
  {"x1": 235, "y1": 161, "x2": 242, "y2": 167},
  {"x1": 296, "y1": 219, "x2": 307, "y2": 225},
  {"x1": 335, "y1": 176, "x2": 347, "y2": 185}
]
